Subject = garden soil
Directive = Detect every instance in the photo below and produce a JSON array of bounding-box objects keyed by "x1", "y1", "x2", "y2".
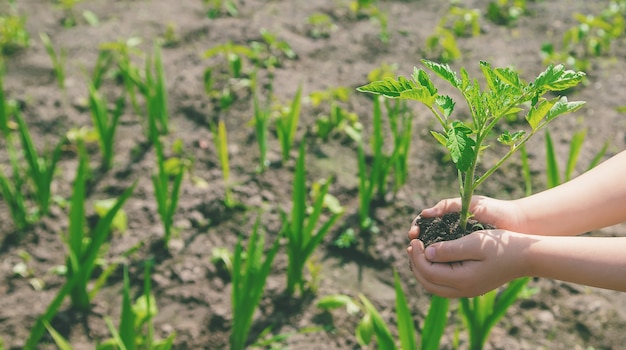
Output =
[{"x1": 2, "y1": 0, "x2": 626, "y2": 349}]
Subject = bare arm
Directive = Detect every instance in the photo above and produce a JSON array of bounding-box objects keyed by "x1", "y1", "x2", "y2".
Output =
[{"x1": 516, "y1": 150, "x2": 626, "y2": 235}]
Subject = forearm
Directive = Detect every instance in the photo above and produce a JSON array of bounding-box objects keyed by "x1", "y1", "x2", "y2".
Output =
[
  {"x1": 525, "y1": 235, "x2": 626, "y2": 292},
  {"x1": 515, "y1": 150, "x2": 626, "y2": 236}
]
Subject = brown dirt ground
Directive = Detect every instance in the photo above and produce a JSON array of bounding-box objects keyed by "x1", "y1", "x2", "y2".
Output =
[{"x1": 2, "y1": 0, "x2": 626, "y2": 349}]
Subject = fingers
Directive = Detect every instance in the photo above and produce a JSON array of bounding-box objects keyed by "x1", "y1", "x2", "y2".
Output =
[
  {"x1": 424, "y1": 233, "x2": 485, "y2": 263},
  {"x1": 407, "y1": 239, "x2": 473, "y2": 298},
  {"x1": 420, "y1": 198, "x2": 463, "y2": 217}
]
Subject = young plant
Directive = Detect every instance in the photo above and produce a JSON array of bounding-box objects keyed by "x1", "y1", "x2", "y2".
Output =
[
  {"x1": 14, "y1": 107, "x2": 64, "y2": 217},
  {"x1": 0, "y1": 3, "x2": 30, "y2": 55},
  {"x1": 458, "y1": 277, "x2": 530, "y2": 350},
  {"x1": 487, "y1": 0, "x2": 527, "y2": 26},
  {"x1": 281, "y1": 143, "x2": 343, "y2": 296},
  {"x1": 204, "y1": 0, "x2": 239, "y2": 19},
  {"x1": 40, "y1": 33, "x2": 66, "y2": 94},
  {"x1": 151, "y1": 133, "x2": 185, "y2": 247},
  {"x1": 209, "y1": 119, "x2": 236, "y2": 207},
  {"x1": 25, "y1": 158, "x2": 135, "y2": 348},
  {"x1": 306, "y1": 12, "x2": 337, "y2": 39},
  {"x1": 100, "y1": 262, "x2": 176, "y2": 349},
  {"x1": 87, "y1": 81, "x2": 124, "y2": 171},
  {"x1": 274, "y1": 85, "x2": 302, "y2": 164},
  {"x1": 358, "y1": 59, "x2": 586, "y2": 233},
  {"x1": 317, "y1": 269, "x2": 448, "y2": 350},
  {"x1": 230, "y1": 219, "x2": 280, "y2": 350},
  {"x1": 544, "y1": 128, "x2": 609, "y2": 189}
]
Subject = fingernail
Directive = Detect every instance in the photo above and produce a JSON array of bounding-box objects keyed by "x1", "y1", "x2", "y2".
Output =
[{"x1": 425, "y1": 246, "x2": 436, "y2": 260}]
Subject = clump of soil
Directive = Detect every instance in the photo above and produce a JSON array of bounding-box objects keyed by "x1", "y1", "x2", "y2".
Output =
[{"x1": 414, "y1": 212, "x2": 496, "y2": 247}]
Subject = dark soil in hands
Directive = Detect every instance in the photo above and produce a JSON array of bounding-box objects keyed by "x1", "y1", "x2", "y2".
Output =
[{"x1": 414, "y1": 212, "x2": 496, "y2": 247}]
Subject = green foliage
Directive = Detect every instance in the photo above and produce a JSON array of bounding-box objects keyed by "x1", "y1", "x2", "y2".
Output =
[
  {"x1": 281, "y1": 143, "x2": 343, "y2": 296},
  {"x1": 204, "y1": 0, "x2": 239, "y2": 19},
  {"x1": 274, "y1": 85, "x2": 302, "y2": 164},
  {"x1": 425, "y1": 5, "x2": 480, "y2": 62},
  {"x1": 87, "y1": 81, "x2": 124, "y2": 171},
  {"x1": 0, "y1": 4, "x2": 29, "y2": 55},
  {"x1": 306, "y1": 12, "x2": 337, "y2": 39},
  {"x1": 230, "y1": 219, "x2": 280, "y2": 350},
  {"x1": 209, "y1": 119, "x2": 236, "y2": 207},
  {"x1": 458, "y1": 278, "x2": 530, "y2": 350},
  {"x1": 544, "y1": 128, "x2": 609, "y2": 190},
  {"x1": 317, "y1": 269, "x2": 447, "y2": 349},
  {"x1": 40, "y1": 33, "x2": 66, "y2": 92},
  {"x1": 252, "y1": 76, "x2": 272, "y2": 172},
  {"x1": 358, "y1": 59, "x2": 586, "y2": 232},
  {"x1": 487, "y1": 0, "x2": 528, "y2": 26},
  {"x1": 25, "y1": 167, "x2": 135, "y2": 348}
]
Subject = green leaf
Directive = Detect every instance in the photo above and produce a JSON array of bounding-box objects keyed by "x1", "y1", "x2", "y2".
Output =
[
  {"x1": 497, "y1": 130, "x2": 525, "y2": 146},
  {"x1": 545, "y1": 97, "x2": 585, "y2": 122},
  {"x1": 436, "y1": 95, "x2": 455, "y2": 118},
  {"x1": 430, "y1": 131, "x2": 447, "y2": 147},
  {"x1": 356, "y1": 313, "x2": 373, "y2": 347},
  {"x1": 316, "y1": 294, "x2": 352, "y2": 310},
  {"x1": 531, "y1": 64, "x2": 586, "y2": 92},
  {"x1": 394, "y1": 270, "x2": 417, "y2": 350},
  {"x1": 411, "y1": 67, "x2": 437, "y2": 95},
  {"x1": 359, "y1": 295, "x2": 396, "y2": 350},
  {"x1": 421, "y1": 59, "x2": 460, "y2": 88},
  {"x1": 446, "y1": 122, "x2": 476, "y2": 172},
  {"x1": 356, "y1": 76, "x2": 416, "y2": 98},
  {"x1": 399, "y1": 86, "x2": 436, "y2": 106},
  {"x1": 526, "y1": 97, "x2": 555, "y2": 131},
  {"x1": 545, "y1": 129, "x2": 560, "y2": 189},
  {"x1": 420, "y1": 295, "x2": 449, "y2": 350},
  {"x1": 43, "y1": 321, "x2": 73, "y2": 350}
]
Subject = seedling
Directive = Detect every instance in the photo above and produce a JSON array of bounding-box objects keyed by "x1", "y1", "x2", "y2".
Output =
[
  {"x1": 280, "y1": 143, "x2": 343, "y2": 296},
  {"x1": 14, "y1": 107, "x2": 64, "y2": 217},
  {"x1": 25, "y1": 162, "x2": 135, "y2": 348},
  {"x1": 0, "y1": 3, "x2": 29, "y2": 55},
  {"x1": 274, "y1": 85, "x2": 302, "y2": 164},
  {"x1": 54, "y1": 0, "x2": 83, "y2": 27},
  {"x1": 487, "y1": 0, "x2": 527, "y2": 26},
  {"x1": 230, "y1": 219, "x2": 280, "y2": 350},
  {"x1": 309, "y1": 86, "x2": 362, "y2": 142},
  {"x1": 204, "y1": 0, "x2": 239, "y2": 19},
  {"x1": 40, "y1": 33, "x2": 67, "y2": 94},
  {"x1": 209, "y1": 119, "x2": 236, "y2": 207},
  {"x1": 458, "y1": 277, "x2": 530, "y2": 350},
  {"x1": 87, "y1": 81, "x2": 124, "y2": 171},
  {"x1": 543, "y1": 128, "x2": 608, "y2": 190},
  {"x1": 306, "y1": 12, "x2": 337, "y2": 39},
  {"x1": 317, "y1": 269, "x2": 448, "y2": 349},
  {"x1": 250, "y1": 29, "x2": 297, "y2": 69},
  {"x1": 358, "y1": 59, "x2": 586, "y2": 234}
]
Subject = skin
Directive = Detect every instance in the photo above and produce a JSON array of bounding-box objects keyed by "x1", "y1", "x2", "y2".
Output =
[{"x1": 407, "y1": 150, "x2": 626, "y2": 298}]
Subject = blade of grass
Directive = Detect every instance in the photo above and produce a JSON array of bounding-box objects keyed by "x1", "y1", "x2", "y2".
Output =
[
  {"x1": 544, "y1": 129, "x2": 560, "y2": 189},
  {"x1": 420, "y1": 295, "x2": 449, "y2": 350},
  {"x1": 564, "y1": 129, "x2": 586, "y2": 182},
  {"x1": 393, "y1": 269, "x2": 417, "y2": 350}
]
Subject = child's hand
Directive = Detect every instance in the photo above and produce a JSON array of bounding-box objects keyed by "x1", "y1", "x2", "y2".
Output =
[
  {"x1": 406, "y1": 229, "x2": 534, "y2": 298},
  {"x1": 408, "y1": 196, "x2": 527, "y2": 241}
]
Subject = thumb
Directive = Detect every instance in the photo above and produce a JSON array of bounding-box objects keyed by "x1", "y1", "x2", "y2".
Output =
[{"x1": 424, "y1": 236, "x2": 482, "y2": 263}]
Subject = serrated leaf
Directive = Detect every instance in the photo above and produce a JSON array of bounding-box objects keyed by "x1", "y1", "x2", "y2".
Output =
[
  {"x1": 446, "y1": 122, "x2": 475, "y2": 172},
  {"x1": 356, "y1": 76, "x2": 415, "y2": 98},
  {"x1": 399, "y1": 87, "x2": 436, "y2": 106},
  {"x1": 436, "y1": 95, "x2": 455, "y2": 118},
  {"x1": 545, "y1": 97, "x2": 585, "y2": 122},
  {"x1": 497, "y1": 130, "x2": 526, "y2": 146},
  {"x1": 526, "y1": 97, "x2": 555, "y2": 131},
  {"x1": 412, "y1": 67, "x2": 437, "y2": 95},
  {"x1": 421, "y1": 59, "x2": 460, "y2": 88},
  {"x1": 532, "y1": 64, "x2": 586, "y2": 92}
]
